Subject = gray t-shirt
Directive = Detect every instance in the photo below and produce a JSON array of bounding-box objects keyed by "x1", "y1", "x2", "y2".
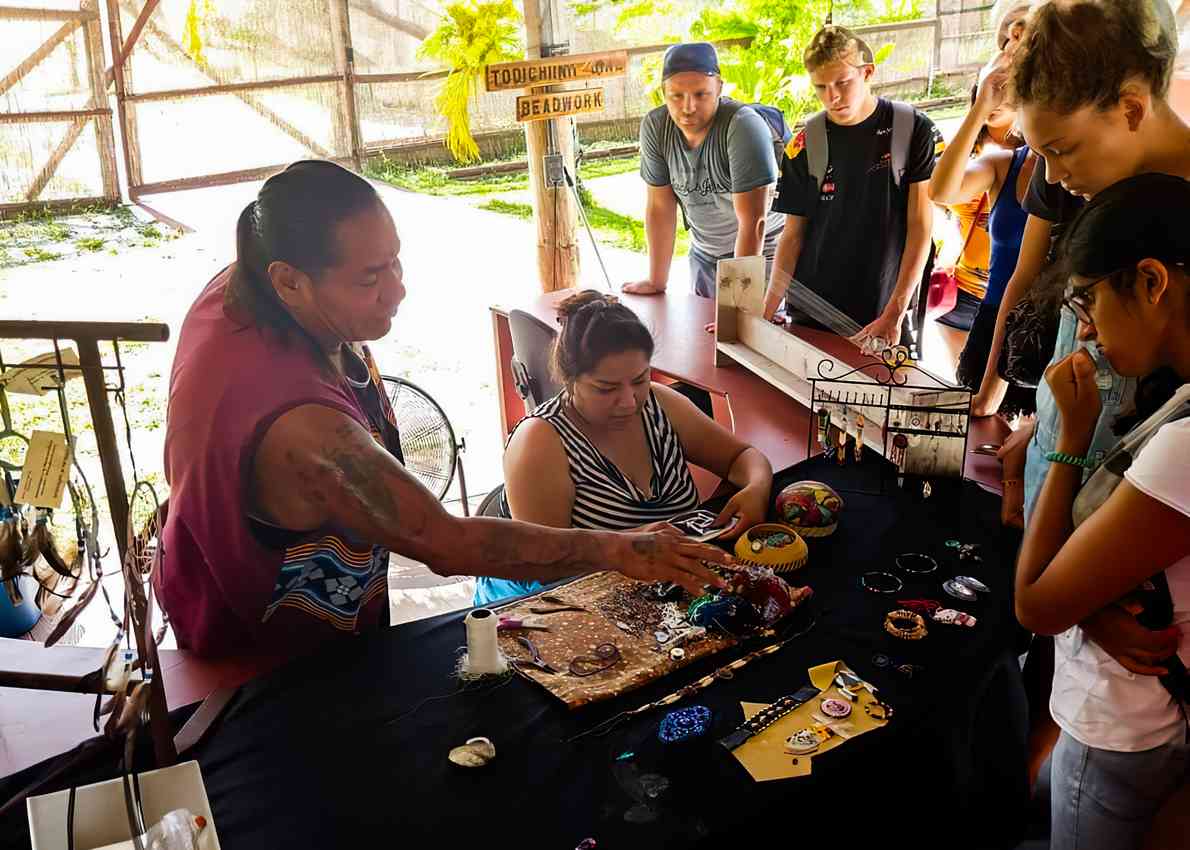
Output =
[{"x1": 639, "y1": 99, "x2": 783, "y2": 258}]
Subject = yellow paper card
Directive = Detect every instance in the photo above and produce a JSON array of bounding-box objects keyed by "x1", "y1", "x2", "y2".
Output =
[
  {"x1": 14, "y1": 431, "x2": 70, "y2": 509},
  {"x1": 732, "y1": 660, "x2": 889, "y2": 782}
]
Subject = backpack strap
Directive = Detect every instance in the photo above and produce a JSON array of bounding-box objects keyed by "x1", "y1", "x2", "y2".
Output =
[
  {"x1": 889, "y1": 100, "x2": 915, "y2": 188},
  {"x1": 804, "y1": 110, "x2": 829, "y2": 192}
]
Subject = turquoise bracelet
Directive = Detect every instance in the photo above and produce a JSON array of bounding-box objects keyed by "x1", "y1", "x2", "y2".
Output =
[{"x1": 1045, "y1": 451, "x2": 1094, "y2": 469}]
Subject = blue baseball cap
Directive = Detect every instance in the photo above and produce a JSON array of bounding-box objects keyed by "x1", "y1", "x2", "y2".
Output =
[{"x1": 662, "y1": 42, "x2": 720, "y2": 80}]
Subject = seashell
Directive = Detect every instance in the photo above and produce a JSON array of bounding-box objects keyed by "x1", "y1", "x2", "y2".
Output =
[{"x1": 448, "y1": 736, "x2": 496, "y2": 768}]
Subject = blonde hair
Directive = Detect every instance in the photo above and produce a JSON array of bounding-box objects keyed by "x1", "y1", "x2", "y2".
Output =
[{"x1": 803, "y1": 25, "x2": 875, "y2": 73}]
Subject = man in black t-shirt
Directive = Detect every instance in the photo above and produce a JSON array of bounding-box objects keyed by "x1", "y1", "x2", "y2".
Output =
[{"x1": 762, "y1": 26, "x2": 943, "y2": 351}]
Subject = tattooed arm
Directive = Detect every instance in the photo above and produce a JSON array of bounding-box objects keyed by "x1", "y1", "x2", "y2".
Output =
[{"x1": 252, "y1": 404, "x2": 731, "y2": 593}]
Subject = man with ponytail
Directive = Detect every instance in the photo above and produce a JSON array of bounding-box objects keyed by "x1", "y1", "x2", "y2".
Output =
[{"x1": 162, "y1": 161, "x2": 731, "y2": 658}]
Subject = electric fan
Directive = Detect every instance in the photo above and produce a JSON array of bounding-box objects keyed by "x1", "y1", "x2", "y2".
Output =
[{"x1": 382, "y1": 376, "x2": 470, "y2": 515}]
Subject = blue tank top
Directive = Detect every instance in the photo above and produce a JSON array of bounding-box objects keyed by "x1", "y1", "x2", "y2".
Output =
[{"x1": 984, "y1": 147, "x2": 1030, "y2": 306}]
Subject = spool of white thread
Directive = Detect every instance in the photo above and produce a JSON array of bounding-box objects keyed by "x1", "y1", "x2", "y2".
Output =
[{"x1": 463, "y1": 608, "x2": 508, "y2": 676}]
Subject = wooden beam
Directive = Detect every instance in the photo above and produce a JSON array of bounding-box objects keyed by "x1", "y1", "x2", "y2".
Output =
[
  {"x1": 0, "y1": 107, "x2": 110, "y2": 124},
  {"x1": 0, "y1": 20, "x2": 80, "y2": 98},
  {"x1": 0, "y1": 321, "x2": 169, "y2": 343},
  {"x1": 348, "y1": 0, "x2": 429, "y2": 40},
  {"x1": 24, "y1": 115, "x2": 91, "y2": 202},
  {"x1": 82, "y1": 0, "x2": 120, "y2": 201},
  {"x1": 122, "y1": 73, "x2": 343, "y2": 104},
  {"x1": 522, "y1": 0, "x2": 579, "y2": 292},
  {"x1": 354, "y1": 69, "x2": 448, "y2": 85},
  {"x1": 0, "y1": 196, "x2": 111, "y2": 220},
  {"x1": 0, "y1": 5, "x2": 98, "y2": 21},
  {"x1": 120, "y1": 1, "x2": 334, "y2": 161},
  {"x1": 329, "y1": 0, "x2": 363, "y2": 168},
  {"x1": 106, "y1": 0, "x2": 161, "y2": 80},
  {"x1": 131, "y1": 158, "x2": 355, "y2": 196}
]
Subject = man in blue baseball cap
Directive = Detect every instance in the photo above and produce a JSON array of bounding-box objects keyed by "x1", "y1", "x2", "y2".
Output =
[{"x1": 624, "y1": 42, "x2": 785, "y2": 301}]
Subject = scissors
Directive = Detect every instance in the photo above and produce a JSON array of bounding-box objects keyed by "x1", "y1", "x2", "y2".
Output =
[{"x1": 512, "y1": 636, "x2": 558, "y2": 674}]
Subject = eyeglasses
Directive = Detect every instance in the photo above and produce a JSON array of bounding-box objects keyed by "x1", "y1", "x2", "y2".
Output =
[
  {"x1": 1063, "y1": 262, "x2": 1187, "y2": 324},
  {"x1": 569, "y1": 642, "x2": 621, "y2": 676},
  {"x1": 1063, "y1": 271, "x2": 1115, "y2": 325}
]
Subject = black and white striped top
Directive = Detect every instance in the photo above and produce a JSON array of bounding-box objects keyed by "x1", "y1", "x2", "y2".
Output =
[{"x1": 501, "y1": 390, "x2": 700, "y2": 529}]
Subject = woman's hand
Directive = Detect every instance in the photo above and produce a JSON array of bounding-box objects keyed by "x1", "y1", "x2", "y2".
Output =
[
  {"x1": 1045, "y1": 349, "x2": 1101, "y2": 455},
  {"x1": 712, "y1": 484, "x2": 769, "y2": 540},
  {"x1": 613, "y1": 532, "x2": 732, "y2": 595},
  {"x1": 973, "y1": 53, "x2": 1011, "y2": 118},
  {"x1": 1082, "y1": 605, "x2": 1181, "y2": 676}
]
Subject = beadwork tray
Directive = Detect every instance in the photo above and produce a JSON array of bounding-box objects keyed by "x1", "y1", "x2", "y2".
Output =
[{"x1": 493, "y1": 572, "x2": 739, "y2": 710}]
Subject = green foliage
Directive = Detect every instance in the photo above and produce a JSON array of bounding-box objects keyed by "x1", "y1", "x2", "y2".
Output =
[
  {"x1": 75, "y1": 237, "x2": 106, "y2": 252},
  {"x1": 182, "y1": 0, "x2": 216, "y2": 68},
  {"x1": 865, "y1": 0, "x2": 924, "y2": 24},
  {"x1": 417, "y1": 1, "x2": 523, "y2": 164}
]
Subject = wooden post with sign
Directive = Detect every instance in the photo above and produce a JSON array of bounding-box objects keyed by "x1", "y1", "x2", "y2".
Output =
[
  {"x1": 490, "y1": 1, "x2": 626, "y2": 293},
  {"x1": 520, "y1": 0, "x2": 575, "y2": 293}
]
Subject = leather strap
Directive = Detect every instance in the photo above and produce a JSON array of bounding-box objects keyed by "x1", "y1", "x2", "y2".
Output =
[{"x1": 174, "y1": 685, "x2": 238, "y2": 755}]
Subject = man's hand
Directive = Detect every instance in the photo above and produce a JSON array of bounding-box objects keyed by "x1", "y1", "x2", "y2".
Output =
[
  {"x1": 849, "y1": 310, "x2": 903, "y2": 353},
  {"x1": 1045, "y1": 349, "x2": 1102, "y2": 456},
  {"x1": 622, "y1": 280, "x2": 667, "y2": 295},
  {"x1": 613, "y1": 532, "x2": 733, "y2": 595},
  {"x1": 1082, "y1": 605, "x2": 1181, "y2": 676},
  {"x1": 712, "y1": 484, "x2": 769, "y2": 541}
]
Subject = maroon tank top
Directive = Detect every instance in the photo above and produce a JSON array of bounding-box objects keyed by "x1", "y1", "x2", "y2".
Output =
[{"x1": 157, "y1": 267, "x2": 402, "y2": 657}]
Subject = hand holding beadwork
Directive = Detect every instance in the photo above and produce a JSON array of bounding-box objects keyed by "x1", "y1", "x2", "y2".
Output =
[
  {"x1": 613, "y1": 531, "x2": 732, "y2": 595},
  {"x1": 712, "y1": 483, "x2": 768, "y2": 541}
]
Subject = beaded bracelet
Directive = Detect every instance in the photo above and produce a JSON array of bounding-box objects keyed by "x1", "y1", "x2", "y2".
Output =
[
  {"x1": 884, "y1": 609, "x2": 927, "y2": 640},
  {"x1": 864, "y1": 700, "x2": 894, "y2": 721},
  {"x1": 861, "y1": 571, "x2": 903, "y2": 594},
  {"x1": 1045, "y1": 451, "x2": 1094, "y2": 469}
]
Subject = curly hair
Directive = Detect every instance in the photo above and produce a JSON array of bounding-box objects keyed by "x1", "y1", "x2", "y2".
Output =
[
  {"x1": 551, "y1": 290, "x2": 654, "y2": 385},
  {"x1": 1011, "y1": 0, "x2": 1178, "y2": 112},
  {"x1": 803, "y1": 25, "x2": 875, "y2": 73}
]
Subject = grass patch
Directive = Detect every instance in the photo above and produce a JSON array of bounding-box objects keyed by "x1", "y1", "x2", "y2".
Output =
[
  {"x1": 366, "y1": 139, "x2": 642, "y2": 199},
  {"x1": 0, "y1": 205, "x2": 184, "y2": 268},
  {"x1": 23, "y1": 247, "x2": 60, "y2": 262},
  {"x1": 478, "y1": 199, "x2": 533, "y2": 219},
  {"x1": 479, "y1": 188, "x2": 689, "y2": 257}
]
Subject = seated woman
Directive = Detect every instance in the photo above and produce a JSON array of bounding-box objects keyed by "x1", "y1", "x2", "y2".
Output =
[
  {"x1": 159, "y1": 161, "x2": 730, "y2": 658},
  {"x1": 1014, "y1": 174, "x2": 1190, "y2": 850},
  {"x1": 928, "y1": 37, "x2": 1034, "y2": 417},
  {"x1": 475, "y1": 291, "x2": 773, "y2": 606}
]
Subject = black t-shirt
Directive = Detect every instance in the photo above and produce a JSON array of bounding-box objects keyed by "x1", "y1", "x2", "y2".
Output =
[
  {"x1": 773, "y1": 98, "x2": 943, "y2": 325},
  {"x1": 1022, "y1": 163, "x2": 1085, "y2": 263}
]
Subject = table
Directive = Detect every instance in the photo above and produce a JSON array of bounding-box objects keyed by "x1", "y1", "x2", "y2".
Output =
[
  {"x1": 491, "y1": 290, "x2": 1010, "y2": 499},
  {"x1": 0, "y1": 458, "x2": 1030, "y2": 849}
]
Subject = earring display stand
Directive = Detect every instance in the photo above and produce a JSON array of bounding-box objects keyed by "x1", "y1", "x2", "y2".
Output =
[
  {"x1": 805, "y1": 350, "x2": 973, "y2": 497},
  {"x1": 713, "y1": 255, "x2": 973, "y2": 497}
]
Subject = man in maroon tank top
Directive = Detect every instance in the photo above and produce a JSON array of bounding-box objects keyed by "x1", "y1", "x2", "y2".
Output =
[{"x1": 160, "y1": 161, "x2": 732, "y2": 658}]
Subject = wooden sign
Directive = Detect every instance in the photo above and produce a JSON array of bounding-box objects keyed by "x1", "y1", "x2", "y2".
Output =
[
  {"x1": 516, "y1": 88, "x2": 604, "y2": 123},
  {"x1": 486, "y1": 50, "x2": 627, "y2": 92}
]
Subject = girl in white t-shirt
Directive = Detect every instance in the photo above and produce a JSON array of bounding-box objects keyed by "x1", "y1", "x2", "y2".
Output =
[{"x1": 1015, "y1": 173, "x2": 1190, "y2": 850}]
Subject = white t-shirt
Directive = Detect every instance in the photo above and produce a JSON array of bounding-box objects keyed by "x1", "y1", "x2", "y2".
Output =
[{"x1": 1050, "y1": 417, "x2": 1190, "y2": 752}]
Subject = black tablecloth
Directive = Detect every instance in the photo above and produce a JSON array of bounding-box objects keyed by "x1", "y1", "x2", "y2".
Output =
[{"x1": 0, "y1": 460, "x2": 1030, "y2": 849}]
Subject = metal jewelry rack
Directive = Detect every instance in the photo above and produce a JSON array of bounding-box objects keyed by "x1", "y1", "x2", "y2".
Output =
[
  {"x1": 804, "y1": 347, "x2": 973, "y2": 497},
  {"x1": 0, "y1": 320, "x2": 176, "y2": 772}
]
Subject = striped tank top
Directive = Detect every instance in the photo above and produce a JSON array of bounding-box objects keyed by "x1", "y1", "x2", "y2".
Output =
[{"x1": 473, "y1": 389, "x2": 700, "y2": 606}]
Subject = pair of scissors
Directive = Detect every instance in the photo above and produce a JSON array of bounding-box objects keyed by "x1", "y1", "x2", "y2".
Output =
[{"x1": 512, "y1": 636, "x2": 558, "y2": 674}]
